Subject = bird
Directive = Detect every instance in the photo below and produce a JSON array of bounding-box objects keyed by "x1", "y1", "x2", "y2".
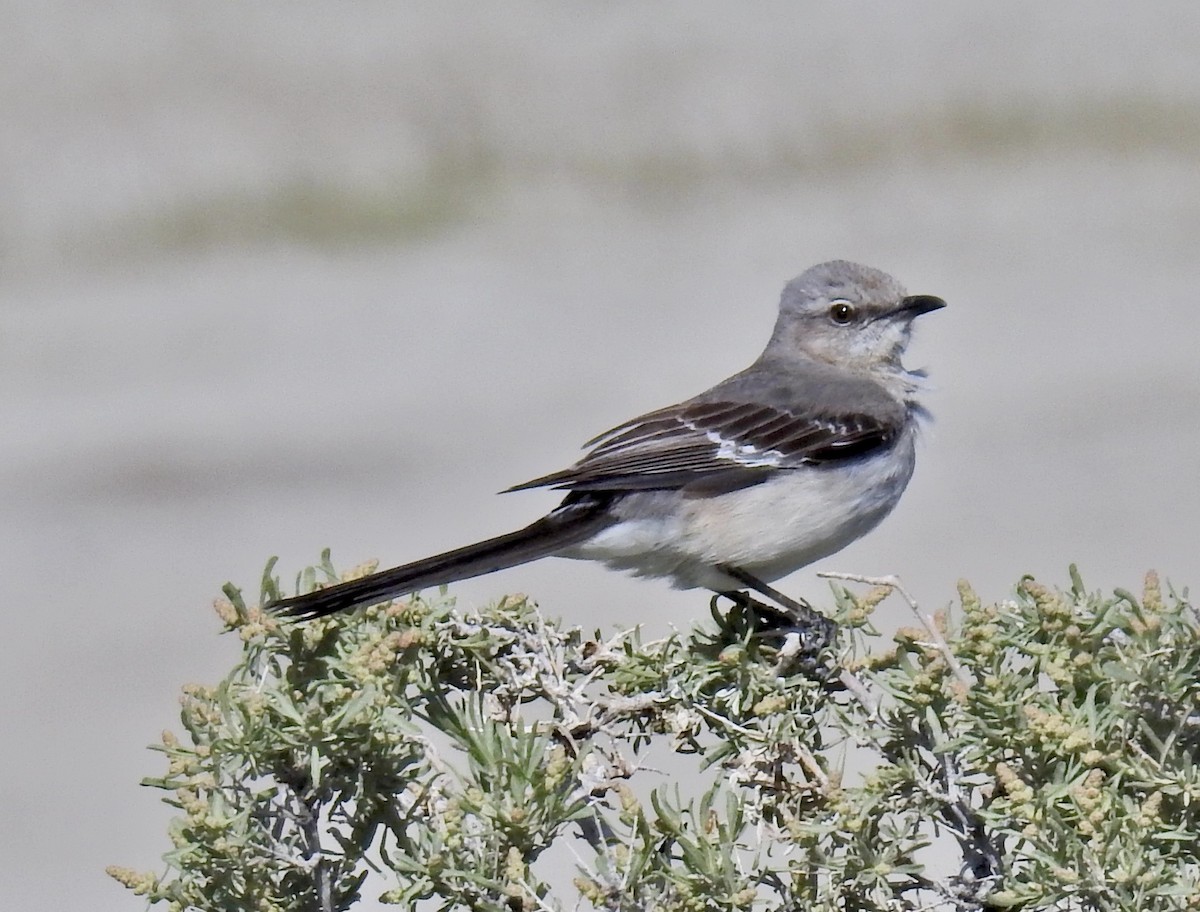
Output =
[{"x1": 268, "y1": 260, "x2": 944, "y2": 623}]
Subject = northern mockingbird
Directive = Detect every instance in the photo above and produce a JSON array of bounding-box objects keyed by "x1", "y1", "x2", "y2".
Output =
[{"x1": 270, "y1": 260, "x2": 944, "y2": 623}]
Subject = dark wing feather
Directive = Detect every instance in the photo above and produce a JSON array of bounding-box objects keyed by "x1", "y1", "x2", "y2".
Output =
[{"x1": 505, "y1": 399, "x2": 898, "y2": 494}]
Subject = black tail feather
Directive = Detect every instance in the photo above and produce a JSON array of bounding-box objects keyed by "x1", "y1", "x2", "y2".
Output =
[{"x1": 267, "y1": 496, "x2": 614, "y2": 621}]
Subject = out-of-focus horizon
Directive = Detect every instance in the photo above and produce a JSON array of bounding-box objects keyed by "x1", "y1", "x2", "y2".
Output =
[{"x1": 4, "y1": 4, "x2": 1199, "y2": 909}]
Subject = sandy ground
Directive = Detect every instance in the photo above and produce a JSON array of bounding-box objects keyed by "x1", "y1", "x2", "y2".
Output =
[{"x1": 3, "y1": 4, "x2": 1199, "y2": 909}]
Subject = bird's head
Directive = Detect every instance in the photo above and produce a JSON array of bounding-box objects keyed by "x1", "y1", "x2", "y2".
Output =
[{"x1": 771, "y1": 260, "x2": 945, "y2": 376}]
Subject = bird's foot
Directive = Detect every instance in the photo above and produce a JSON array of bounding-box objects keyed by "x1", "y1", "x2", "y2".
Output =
[
  {"x1": 711, "y1": 582, "x2": 837, "y2": 682},
  {"x1": 714, "y1": 564, "x2": 838, "y2": 654},
  {"x1": 716, "y1": 589, "x2": 837, "y2": 657}
]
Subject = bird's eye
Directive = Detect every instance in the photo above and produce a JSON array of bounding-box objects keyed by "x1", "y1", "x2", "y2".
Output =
[{"x1": 828, "y1": 300, "x2": 856, "y2": 324}]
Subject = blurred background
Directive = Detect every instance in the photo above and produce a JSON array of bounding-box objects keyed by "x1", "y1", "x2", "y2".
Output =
[{"x1": 3, "y1": 2, "x2": 1199, "y2": 908}]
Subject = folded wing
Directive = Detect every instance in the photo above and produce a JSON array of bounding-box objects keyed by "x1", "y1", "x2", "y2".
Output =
[{"x1": 506, "y1": 400, "x2": 898, "y2": 494}]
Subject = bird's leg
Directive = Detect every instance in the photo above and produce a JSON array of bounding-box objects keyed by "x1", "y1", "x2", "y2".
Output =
[
  {"x1": 718, "y1": 565, "x2": 814, "y2": 616},
  {"x1": 716, "y1": 564, "x2": 838, "y2": 654}
]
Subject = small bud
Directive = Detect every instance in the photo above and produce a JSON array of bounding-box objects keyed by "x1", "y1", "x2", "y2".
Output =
[
  {"x1": 1143, "y1": 570, "x2": 1164, "y2": 613},
  {"x1": 212, "y1": 598, "x2": 239, "y2": 627},
  {"x1": 957, "y1": 579, "x2": 981, "y2": 614},
  {"x1": 717, "y1": 644, "x2": 745, "y2": 666},
  {"x1": 105, "y1": 866, "x2": 157, "y2": 895}
]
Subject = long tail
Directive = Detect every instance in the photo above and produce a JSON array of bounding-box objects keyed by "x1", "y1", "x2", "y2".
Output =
[{"x1": 267, "y1": 495, "x2": 615, "y2": 621}]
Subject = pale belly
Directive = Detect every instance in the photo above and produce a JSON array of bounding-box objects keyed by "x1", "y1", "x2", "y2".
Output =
[{"x1": 563, "y1": 430, "x2": 918, "y2": 591}]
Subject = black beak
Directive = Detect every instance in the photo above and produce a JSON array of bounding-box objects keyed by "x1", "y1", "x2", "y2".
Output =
[{"x1": 897, "y1": 294, "x2": 947, "y2": 317}]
